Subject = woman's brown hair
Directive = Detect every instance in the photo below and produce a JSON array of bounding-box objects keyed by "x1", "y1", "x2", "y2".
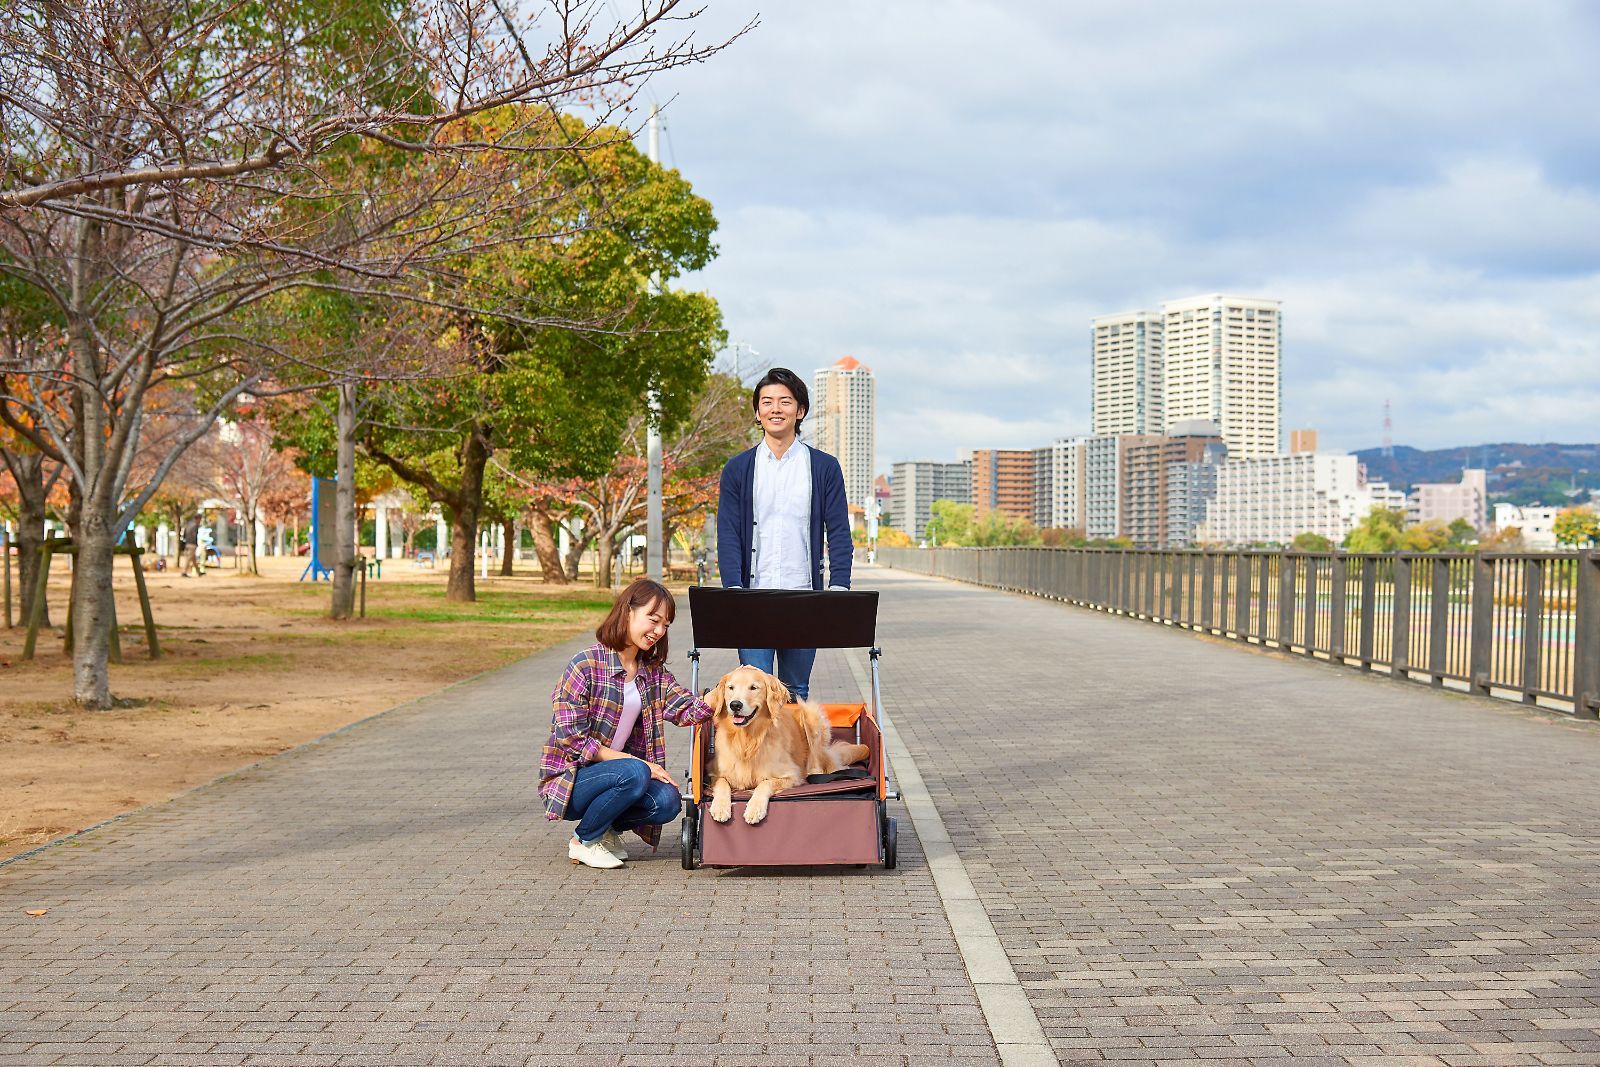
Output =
[{"x1": 595, "y1": 578, "x2": 677, "y2": 669}]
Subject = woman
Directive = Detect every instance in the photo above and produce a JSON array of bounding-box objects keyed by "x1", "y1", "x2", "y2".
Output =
[{"x1": 540, "y1": 577, "x2": 713, "y2": 869}]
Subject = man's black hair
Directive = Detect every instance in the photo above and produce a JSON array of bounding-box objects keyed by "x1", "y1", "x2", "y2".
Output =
[{"x1": 750, "y1": 367, "x2": 810, "y2": 430}]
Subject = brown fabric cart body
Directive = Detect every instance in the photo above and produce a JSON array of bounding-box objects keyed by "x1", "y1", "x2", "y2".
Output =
[
  {"x1": 683, "y1": 588, "x2": 896, "y2": 870},
  {"x1": 690, "y1": 704, "x2": 886, "y2": 867}
]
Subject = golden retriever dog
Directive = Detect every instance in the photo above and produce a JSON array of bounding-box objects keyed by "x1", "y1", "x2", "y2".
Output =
[{"x1": 706, "y1": 665, "x2": 871, "y2": 825}]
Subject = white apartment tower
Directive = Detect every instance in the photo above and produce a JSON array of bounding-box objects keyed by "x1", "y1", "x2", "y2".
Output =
[
  {"x1": 1032, "y1": 437, "x2": 1090, "y2": 531},
  {"x1": 811, "y1": 356, "x2": 876, "y2": 511},
  {"x1": 1091, "y1": 311, "x2": 1164, "y2": 436},
  {"x1": 1161, "y1": 294, "x2": 1282, "y2": 458}
]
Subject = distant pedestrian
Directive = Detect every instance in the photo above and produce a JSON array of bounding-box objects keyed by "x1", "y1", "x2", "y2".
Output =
[
  {"x1": 540, "y1": 578, "x2": 714, "y2": 870},
  {"x1": 197, "y1": 521, "x2": 216, "y2": 569},
  {"x1": 179, "y1": 515, "x2": 204, "y2": 577},
  {"x1": 716, "y1": 367, "x2": 853, "y2": 700}
]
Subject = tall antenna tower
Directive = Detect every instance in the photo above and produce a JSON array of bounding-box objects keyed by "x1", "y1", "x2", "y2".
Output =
[{"x1": 1382, "y1": 400, "x2": 1394, "y2": 458}]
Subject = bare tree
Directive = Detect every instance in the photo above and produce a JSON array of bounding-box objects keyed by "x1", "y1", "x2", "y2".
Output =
[
  {"x1": 0, "y1": 0, "x2": 739, "y2": 705},
  {"x1": 187, "y1": 412, "x2": 301, "y2": 574}
]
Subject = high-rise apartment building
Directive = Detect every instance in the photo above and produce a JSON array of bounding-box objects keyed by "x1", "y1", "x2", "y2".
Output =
[
  {"x1": 1288, "y1": 429, "x2": 1319, "y2": 454},
  {"x1": 1166, "y1": 443, "x2": 1229, "y2": 547},
  {"x1": 811, "y1": 356, "x2": 876, "y2": 511},
  {"x1": 1407, "y1": 469, "x2": 1488, "y2": 531},
  {"x1": 1092, "y1": 311, "x2": 1164, "y2": 436},
  {"x1": 1084, "y1": 436, "x2": 1131, "y2": 540},
  {"x1": 1032, "y1": 438, "x2": 1089, "y2": 532},
  {"x1": 970, "y1": 449, "x2": 1036, "y2": 523},
  {"x1": 890, "y1": 459, "x2": 971, "y2": 541},
  {"x1": 1121, "y1": 421, "x2": 1227, "y2": 548},
  {"x1": 1161, "y1": 294, "x2": 1281, "y2": 458},
  {"x1": 1199, "y1": 452, "x2": 1393, "y2": 545}
]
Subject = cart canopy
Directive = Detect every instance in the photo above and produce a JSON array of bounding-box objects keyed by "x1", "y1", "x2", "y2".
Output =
[{"x1": 687, "y1": 588, "x2": 878, "y2": 650}]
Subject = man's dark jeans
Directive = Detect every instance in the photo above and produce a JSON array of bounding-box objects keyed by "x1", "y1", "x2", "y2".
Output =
[{"x1": 737, "y1": 647, "x2": 818, "y2": 701}]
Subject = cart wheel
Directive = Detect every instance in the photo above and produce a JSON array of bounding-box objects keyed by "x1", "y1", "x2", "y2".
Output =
[
  {"x1": 883, "y1": 817, "x2": 898, "y2": 870},
  {"x1": 681, "y1": 801, "x2": 698, "y2": 870}
]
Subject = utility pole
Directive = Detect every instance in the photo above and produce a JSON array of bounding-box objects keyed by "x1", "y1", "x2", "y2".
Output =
[{"x1": 646, "y1": 105, "x2": 664, "y2": 582}]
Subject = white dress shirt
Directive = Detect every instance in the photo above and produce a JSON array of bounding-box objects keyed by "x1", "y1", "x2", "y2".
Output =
[{"x1": 751, "y1": 439, "x2": 812, "y2": 590}]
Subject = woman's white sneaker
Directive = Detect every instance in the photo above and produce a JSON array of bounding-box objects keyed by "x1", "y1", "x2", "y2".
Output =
[
  {"x1": 569, "y1": 836, "x2": 624, "y2": 869},
  {"x1": 598, "y1": 829, "x2": 629, "y2": 860}
]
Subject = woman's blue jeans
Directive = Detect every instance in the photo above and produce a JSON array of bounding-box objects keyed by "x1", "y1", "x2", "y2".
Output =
[{"x1": 566, "y1": 758, "x2": 680, "y2": 844}]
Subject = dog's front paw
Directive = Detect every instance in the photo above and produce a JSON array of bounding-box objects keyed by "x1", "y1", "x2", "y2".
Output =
[
  {"x1": 743, "y1": 797, "x2": 769, "y2": 824},
  {"x1": 709, "y1": 798, "x2": 732, "y2": 823}
]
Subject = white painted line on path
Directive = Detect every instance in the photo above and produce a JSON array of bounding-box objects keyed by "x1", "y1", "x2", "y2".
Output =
[{"x1": 843, "y1": 649, "x2": 1058, "y2": 1067}]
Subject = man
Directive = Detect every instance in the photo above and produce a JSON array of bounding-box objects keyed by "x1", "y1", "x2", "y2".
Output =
[
  {"x1": 179, "y1": 514, "x2": 203, "y2": 577},
  {"x1": 716, "y1": 367, "x2": 853, "y2": 700}
]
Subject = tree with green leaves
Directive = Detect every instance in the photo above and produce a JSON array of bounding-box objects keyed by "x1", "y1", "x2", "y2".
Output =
[
  {"x1": 515, "y1": 369, "x2": 744, "y2": 588},
  {"x1": 1446, "y1": 517, "x2": 1477, "y2": 547},
  {"x1": 924, "y1": 500, "x2": 974, "y2": 546},
  {"x1": 1343, "y1": 507, "x2": 1407, "y2": 553},
  {"x1": 332, "y1": 119, "x2": 723, "y2": 600},
  {"x1": 1291, "y1": 532, "x2": 1333, "y2": 552}
]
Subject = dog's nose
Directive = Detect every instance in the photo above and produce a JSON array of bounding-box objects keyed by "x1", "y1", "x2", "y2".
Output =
[{"x1": 728, "y1": 700, "x2": 743, "y2": 713}]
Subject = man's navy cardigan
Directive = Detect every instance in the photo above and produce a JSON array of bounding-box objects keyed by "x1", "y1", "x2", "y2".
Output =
[{"x1": 716, "y1": 443, "x2": 853, "y2": 591}]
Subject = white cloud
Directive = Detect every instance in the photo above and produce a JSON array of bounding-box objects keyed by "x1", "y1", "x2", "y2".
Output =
[{"x1": 653, "y1": 1, "x2": 1600, "y2": 472}]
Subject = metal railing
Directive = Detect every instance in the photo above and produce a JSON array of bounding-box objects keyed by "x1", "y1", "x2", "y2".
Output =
[{"x1": 876, "y1": 546, "x2": 1600, "y2": 718}]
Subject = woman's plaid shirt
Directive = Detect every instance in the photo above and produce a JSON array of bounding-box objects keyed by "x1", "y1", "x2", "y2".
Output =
[{"x1": 540, "y1": 643, "x2": 712, "y2": 842}]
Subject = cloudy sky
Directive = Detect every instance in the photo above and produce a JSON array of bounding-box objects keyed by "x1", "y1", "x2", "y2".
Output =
[{"x1": 646, "y1": 1, "x2": 1600, "y2": 473}]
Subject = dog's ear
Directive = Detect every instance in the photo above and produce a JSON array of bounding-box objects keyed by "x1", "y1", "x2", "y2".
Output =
[
  {"x1": 764, "y1": 672, "x2": 792, "y2": 710},
  {"x1": 706, "y1": 675, "x2": 727, "y2": 717}
]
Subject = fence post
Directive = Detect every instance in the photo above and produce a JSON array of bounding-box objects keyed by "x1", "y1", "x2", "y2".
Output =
[
  {"x1": 1573, "y1": 550, "x2": 1599, "y2": 719},
  {"x1": 1277, "y1": 552, "x2": 1294, "y2": 648},
  {"x1": 1469, "y1": 553, "x2": 1495, "y2": 697},
  {"x1": 1392, "y1": 555, "x2": 1411, "y2": 678},
  {"x1": 1201, "y1": 553, "x2": 1214, "y2": 631},
  {"x1": 1428, "y1": 558, "x2": 1450, "y2": 687},
  {"x1": 1520, "y1": 557, "x2": 1542, "y2": 704},
  {"x1": 1330, "y1": 553, "x2": 1347, "y2": 660},
  {"x1": 1234, "y1": 554, "x2": 1250, "y2": 637},
  {"x1": 1185, "y1": 553, "x2": 1197, "y2": 628},
  {"x1": 1301, "y1": 556, "x2": 1320, "y2": 655},
  {"x1": 1358, "y1": 557, "x2": 1377, "y2": 668}
]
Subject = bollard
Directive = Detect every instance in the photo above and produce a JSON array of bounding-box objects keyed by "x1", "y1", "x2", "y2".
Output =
[{"x1": 359, "y1": 557, "x2": 367, "y2": 618}]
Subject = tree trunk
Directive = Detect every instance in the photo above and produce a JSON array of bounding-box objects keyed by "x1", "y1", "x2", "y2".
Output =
[
  {"x1": 1, "y1": 451, "x2": 52, "y2": 627},
  {"x1": 594, "y1": 535, "x2": 616, "y2": 589},
  {"x1": 528, "y1": 511, "x2": 568, "y2": 585},
  {"x1": 70, "y1": 519, "x2": 116, "y2": 709},
  {"x1": 499, "y1": 517, "x2": 515, "y2": 577},
  {"x1": 444, "y1": 424, "x2": 491, "y2": 602},
  {"x1": 330, "y1": 382, "x2": 359, "y2": 619},
  {"x1": 563, "y1": 523, "x2": 586, "y2": 582},
  {"x1": 447, "y1": 507, "x2": 478, "y2": 601},
  {"x1": 244, "y1": 506, "x2": 260, "y2": 576}
]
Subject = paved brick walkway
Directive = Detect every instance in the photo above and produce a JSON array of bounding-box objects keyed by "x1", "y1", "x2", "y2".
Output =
[
  {"x1": 0, "y1": 623, "x2": 991, "y2": 1067},
  {"x1": 4, "y1": 566, "x2": 1600, "y2": 1066},
  {"x1": 873, "y1": 566, "x2": 1600, "y2": 1066}
]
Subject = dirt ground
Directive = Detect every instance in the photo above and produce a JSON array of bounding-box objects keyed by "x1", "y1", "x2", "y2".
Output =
[{"x1": 0, "y1": 553, "x2": 618, "y2": 860}]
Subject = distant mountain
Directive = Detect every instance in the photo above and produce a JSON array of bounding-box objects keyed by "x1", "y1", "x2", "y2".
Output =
[{"x1": 1351, "y1": 442, "x2": 1600, "y2": 507}]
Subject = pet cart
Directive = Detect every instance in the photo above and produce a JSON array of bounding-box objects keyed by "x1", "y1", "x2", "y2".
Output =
[{"x1": 680, "y1": 587, "x2": 898, "y2": 870}]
